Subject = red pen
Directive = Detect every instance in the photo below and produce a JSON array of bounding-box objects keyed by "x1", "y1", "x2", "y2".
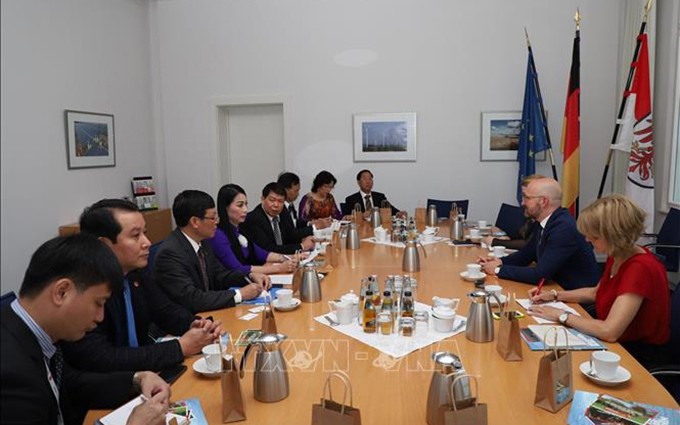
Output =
[{"x1": 535, "y1": 277, "x2": 546, "y2": 299}]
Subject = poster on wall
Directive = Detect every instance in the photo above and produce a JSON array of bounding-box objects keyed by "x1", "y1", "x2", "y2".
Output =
[
  {"x1": 353, "y1": 112, "x2": 417, "y2": 162},
  {"x1": 480, "y1": 111, "x2": 546, "y2": 161},
  {"x1": 64, "y1": 110, "x2": 116, "y2": 169}
]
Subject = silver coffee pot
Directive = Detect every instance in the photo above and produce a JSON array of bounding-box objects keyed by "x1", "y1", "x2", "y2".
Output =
[
  {"x1": 239, "y1": 333, "x2": 289, "y2": 403},
  {"x1": 426, "y1": 204, "x2": 438, "y2": 228},
  {"x1": 402, "y1": 240, "x2": 427, "y2": 272},
  {"x1": 450, "y1": 214, "x2": 464, "y2": 241},
  {"x1": 465, "y1": 289, "x2": 501, "y2": 343},
  {"x1": 346, "y1": 222, "x2": 360, "y2": 250},
  {"x1": 300, "y1": 263, "x2": 321, "y2": 303},
  {"x1": 426, "y1": 352, "x2": 473, "y2": 425},
  {"x1": 370, "y1": 206, "x2": 381, "y2": 228}
]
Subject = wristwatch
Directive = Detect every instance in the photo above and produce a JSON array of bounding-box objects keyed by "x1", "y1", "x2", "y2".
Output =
[
  {"x1": 558, "y1": 312, "x2": 570, "y2": 324},
  {"x1": 494, "y1": 266, "x2": 501, "y2": 275}
]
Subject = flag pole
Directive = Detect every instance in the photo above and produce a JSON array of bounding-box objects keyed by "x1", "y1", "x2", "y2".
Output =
[
  {"x1": 525, "y1": 28, "x2": 559, "y2": 181},
  {"x1": 596, "y1": 0, "x2": 653, "y2": 198}
]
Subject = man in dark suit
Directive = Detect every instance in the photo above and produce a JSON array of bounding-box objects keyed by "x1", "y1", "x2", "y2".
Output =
[
  {"x1": 479, "y1": 177, "x2": 600, "y2": 290},
  {"x1": 243, "y1": 182, "x2": 316, "y2": 255},
  {"x1": 62, "y1": 199, "x2": 221, "y2": 373},
  {"x1": 278, "y1": 172, "x2": 332, "y2": 231},
  {"x1": 1, "y1": 234, "x2": 170, "y2": 425},
  {"x1": 153, "y1": 190, "x2": 270, "y2": 313},
  {"x1": 343, "y1": 169, "x2": 405, "y2": 217}
]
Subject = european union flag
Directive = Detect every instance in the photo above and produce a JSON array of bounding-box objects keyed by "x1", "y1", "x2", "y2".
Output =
[{"x1": 517, "y1": 51, "x2": 549, "y2": 204}]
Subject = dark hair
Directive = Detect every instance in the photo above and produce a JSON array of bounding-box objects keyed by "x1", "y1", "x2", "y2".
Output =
[
  {"x1": 311, "y1": 171, "x2": 337, "y2": 192},
  {"x1": 19, "y1": 234, "x2": 123, "y2": 298},
  {"x1": 356, "y1": 169, "x2": 373, "y2": 181},
  {"x1": 277, "y1": 172, "x2": 300, "y2": 190},
  {"x1": 79, "y1": 198, "x2": 139, "y2": 243},
  {"x1": 172, "y1": 190, "x2": 215, "y2": 227},
  {"x1": 261, "y1": 182, "x2": 286, "y2": 199},
  {"x1": 217, "y1": 184, "x2": 246, "y2": 233}
]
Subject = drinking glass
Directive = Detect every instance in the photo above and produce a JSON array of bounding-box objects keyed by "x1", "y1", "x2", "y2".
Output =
[
  {"x1": 414, "y1": 311, "x2": 429, "y2": 334},
  {"x1": 377, "y1": 312, "x2": 393, "y2": 335},
  {"x1": 398, "y1": 317, "x2": 415, "y2": 337}
]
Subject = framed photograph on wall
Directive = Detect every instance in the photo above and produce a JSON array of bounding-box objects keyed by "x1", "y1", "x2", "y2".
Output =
[
  {"x1": 353, "y1": 112, "x2": 416, "y2": 162},
  {"x1": 480, "y1": 111, "x2": 546, "y2": 161},
  {"x1": 64, "y1": 110, "x2": 116, "y2": 169}
]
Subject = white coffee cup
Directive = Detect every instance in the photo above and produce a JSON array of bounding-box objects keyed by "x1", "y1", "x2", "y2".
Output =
[
  {"x1": 478, "y1": 220, "x2": 488, "y2": 228},
  {"x1": 202, "y1": 343, "x2": 222, "y2": 372},
  {"x1": 484, "y1": 284, "x2": 502, "y2": 295},
  {"x1": 469, "y1": 229, "x2": 481, "y2": 238},
  {"x1": 493, "y1": 246, "x2": 506, "y2": 257},
  {"x1": 466, "y1": 263, "x2": 482, "y2": 277},
  {"x1": 328, "y1": 300, "x2": 354, "y2": 325},
  {"x1": 276, "y1": 288, "x2": 293, "y2": 306},
  {"x1": 591, "y1": 351, "x2": 620, "y2": 380},
  {"x1": 423, "y1": 226, "x2": 440, "y2": 235}
]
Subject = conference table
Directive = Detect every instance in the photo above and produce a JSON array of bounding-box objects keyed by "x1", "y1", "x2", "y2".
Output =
[{"x1": 85, "y1": 219, "x2": 678, "y2": 424}]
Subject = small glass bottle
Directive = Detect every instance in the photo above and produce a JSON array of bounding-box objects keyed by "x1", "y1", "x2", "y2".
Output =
[
  {"x1": 401, "y1": 290, "x2": 414, "y2": 318},
  {"x1": 362, "y1": 290, "x2": 377, "y2": 333},
  {"x1": 381, "y1": 290, "x2": 394, "y2": 322}
]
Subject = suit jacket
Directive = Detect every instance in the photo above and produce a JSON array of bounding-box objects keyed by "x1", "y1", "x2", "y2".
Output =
[
  {"x1": 1, "y1": 305, "x2": 134, "y2": 425},
  {"x1": 62, "y1": 270, "x2": 194, "y2": 373},
  {"x1": 498, "y1": 207, "x2": 600, "y2": 290},
  {"x1": 343, "y1": 191, "x2": 399, "y2": 216},
  {"x1": 153, "y1": 228, "x2": 248, "y2": 314},
  {"x1": 243, "y1": 204, "x2": 311, "y2": 254}
]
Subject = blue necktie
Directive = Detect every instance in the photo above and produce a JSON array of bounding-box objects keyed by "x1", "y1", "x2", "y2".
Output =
[{"x1": 122, "y1": 279, "x2": 139, "y2": 347}]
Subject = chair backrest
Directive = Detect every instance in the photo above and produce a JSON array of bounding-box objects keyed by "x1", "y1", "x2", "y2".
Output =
[
  {"x1": 426, "y1": 199, "x2": 469, "y2": 219},
  {"x1": 144, "y1": 241, "x2": 164, "y2": 280},
  {"x1": 669, "y1": 283, "x2": 680, "y2": 356},
  {"x1": 1, "y1": 291, "x2": 17, "y2": 307},
  {"x1": 340, "y1": 202, "x2": 349, "y2": 216},
  {"x1": 494, "y1": 203, "x2": 526, "y2": 239},
  {"x1": 657, "y1": 208, "x2": 680, "y2": 272}
]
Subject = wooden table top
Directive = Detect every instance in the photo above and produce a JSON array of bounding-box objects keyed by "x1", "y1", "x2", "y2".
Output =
[{"x1": 84, "y1": 220, "x2": 678, "y2": 424}]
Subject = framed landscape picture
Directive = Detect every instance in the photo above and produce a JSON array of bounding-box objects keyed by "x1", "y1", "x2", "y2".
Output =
[
  {"x1": 64, "y1": 110, "x2": 116, "y2": 169},
  {"x1": 480, "y1": 111, "x2": 546, "y2": 161},
  {"x1": 353, "y1": 112, "x2": 416, "y2": 162}
]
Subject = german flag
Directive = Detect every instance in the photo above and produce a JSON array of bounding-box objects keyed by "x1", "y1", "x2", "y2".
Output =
[{"x1": 561, "y1": 25, "x2": 580, "y2": 217}]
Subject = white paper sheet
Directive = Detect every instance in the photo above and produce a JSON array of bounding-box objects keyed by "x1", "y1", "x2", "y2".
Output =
[
  {"x1": 363, "y1": 236, "x2": 448, "y2": 248},
  {"x1": 97, "y1": 395, "x2": 188, "y2": 425},
  {"x1": 270, "y1": 274, "x2": 293, "y2": 285},
  {"x1": 516, "y1": 298, "x2": 581, "y2": 324}
]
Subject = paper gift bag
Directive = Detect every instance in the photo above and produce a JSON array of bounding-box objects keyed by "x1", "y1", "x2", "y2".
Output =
[
  {"x1": 379, "y1": 200, "x2": 392, "y2": 225},
  {"x1": 443, "y1": 375, "x2": 488, "y2": 425},
  {"x1": 324, "y1": 231, "x2": 340, "y2": 268},
  {"x1": 534, "y1": 328, "x2": 573, "y2": 413},
  {"x1": 221, "y1": 356, "x2": 246, "y2": 422},
  {"x1": 291, "y1": 265, "x2": 304, "y2": 295},
  {"x1": 311, "y1": 371, "x2": 362, "y2": 425},
  {"x1": 496, "y1": 311, "x2": 522, "y2": 361},
  {"x1": 261, "y1": 293, "x2": 277, "y2": 334}
]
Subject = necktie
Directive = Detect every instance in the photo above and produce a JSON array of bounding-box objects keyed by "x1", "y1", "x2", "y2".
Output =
[
  {"x1": 536, "y1": 226, "x2": 544, "y2": 259},
  {"x1": 49, "y1": 346, "x2": 64, "y2": 388},
  {"x1": 289, "y1": 203, "x2": 297, "y2": 220},
  {"x1": 364, "y1": 194, "x2": 373, "y2": 212},
  {"x1": 197, "y1": 246, "x2": 210, "y2": 290},
  {"x1": 122, "y1": 279, "x2": 139, "y2": 347},
  {"x1": 272, "y1": 216, "x2": 283, "y2": 245}
]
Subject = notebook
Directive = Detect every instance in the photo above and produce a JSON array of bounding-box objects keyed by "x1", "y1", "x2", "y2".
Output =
[{"x1": 567, "y1": 390, "x2": 680, "y2": 425}]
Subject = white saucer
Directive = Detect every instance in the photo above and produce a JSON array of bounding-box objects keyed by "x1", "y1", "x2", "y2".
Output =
[
  {"x1": 469, "y1": 236, "x2": 482, "y2": 242},
  {"x1": 192, "y1": 357, "x2": 221, "y2": 378},
  {"x1": 579, "y1": 361, "x2": 631, "y2": 386},
  {"x1": 460, "y1": 271, "x2": 486, "y2": 282},
  {"x1": 272, "y1": 298, "x2": 301, "y2": 312}
]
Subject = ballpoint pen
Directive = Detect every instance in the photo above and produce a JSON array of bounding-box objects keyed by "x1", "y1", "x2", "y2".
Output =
[{"x1": 533, "y1": 278, "x2": 546, "y2": 304}]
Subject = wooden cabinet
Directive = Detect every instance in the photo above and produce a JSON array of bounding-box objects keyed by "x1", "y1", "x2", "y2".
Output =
[{"x1": 58, "y1": 208, "x2": 173, "y2": 244}]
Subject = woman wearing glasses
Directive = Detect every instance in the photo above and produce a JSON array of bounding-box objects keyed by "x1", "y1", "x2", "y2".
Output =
[{"x1": 298, "y1": 170, "x2": 347, "y2": 222}]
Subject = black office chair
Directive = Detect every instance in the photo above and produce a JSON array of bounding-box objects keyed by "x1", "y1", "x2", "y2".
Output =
[
  {"x1": 643, "y1": 208, "x2": 680, "y2": 273},
  {"x1": 426, "y1": 199, "x2": 469, "y2": 219},
  {"x1": 340, "y1": 202, "x2": 349, "y2": 216},
  {"x1": 649, "y1": 283, "x2": 680, "y2": 403},
  {"x1": 1, "y1": 291, "x2": 17, "y2": 307},
  {"x1": 494, "y1": 203, "x2": 526, "y2": 239}
]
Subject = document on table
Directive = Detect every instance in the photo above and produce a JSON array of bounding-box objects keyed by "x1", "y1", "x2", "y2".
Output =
[
  {"x1": 270, "y1": 274, "x2": 293, "y2": 285},
  {"x1": 97, "y1": 395, "x2": 188, "y2": 425},
  {"x1": 300, "y1": 249, "x2": 319, "y2": 265},
  {"x1": 526, "y1": 325, "x2": 603, "y2": 349},
  {"x1": 516, "y1": 299, "x2": 580, "y2": 324}
]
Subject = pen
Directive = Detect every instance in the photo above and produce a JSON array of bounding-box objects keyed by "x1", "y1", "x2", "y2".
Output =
[
  {"x1": 534, "y1": 278, "x2": 546, "y2": 303},
  {"x1": 282, "y1": 255, "x2": 292, "y2": 262}
]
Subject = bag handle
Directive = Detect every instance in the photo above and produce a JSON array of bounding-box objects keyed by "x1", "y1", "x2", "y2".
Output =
[
  {"x1": 541, "y1": 326, "x2": 571, "y2": 357},
  {"x1": 448, "y1": 374, "x2": 479, "y2": 412},
  {"x1": 321, "y1": 371, "x2": 354, "y2": 414}
]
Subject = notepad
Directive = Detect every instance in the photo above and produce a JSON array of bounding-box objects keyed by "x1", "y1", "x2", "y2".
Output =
[
  {"x1": 270, "y1": 274, "x2": 293, "y2": 285},
  {"x1": 97, "y1": 395, "x2": 188, "y2": 425},
  {"x1": 516, "y1": 298, "x2": 580, "y2": 324}
]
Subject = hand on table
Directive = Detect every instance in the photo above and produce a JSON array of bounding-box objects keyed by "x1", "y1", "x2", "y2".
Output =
[
  {"x1": 179, "y1": 319, "x2": 223, "y2": 356},
  {"x1": 134, "y1": 371, "x2": 171, "y2": 401},
  {"x1": 527, "y1": 304, "x2": 564, "y2": 322},
  {"x1": 249, "y1": 272, "x2": 271, "y2": 290},
  {"x1": 127, "y1": 391, "x2": 168, "y2": 425},
  {"x1": 527, "y1": 287, "x2": 555, "y2": 304},
  {"x1": 477, "y1": 256, "x2": 501, "y2": 275}
]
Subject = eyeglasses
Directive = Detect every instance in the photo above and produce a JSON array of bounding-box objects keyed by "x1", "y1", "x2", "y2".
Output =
[
  {"x1": 202, "y1": 215, "x2": 220, "y2": 222},
  {"x1": 521, "y1": 194, "x2": 544, "y2": 201}
]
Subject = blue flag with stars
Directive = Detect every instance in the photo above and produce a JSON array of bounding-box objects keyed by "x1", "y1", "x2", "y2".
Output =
[{"x1": 517, "y1": 50, "x2": 549, "y2": 204}]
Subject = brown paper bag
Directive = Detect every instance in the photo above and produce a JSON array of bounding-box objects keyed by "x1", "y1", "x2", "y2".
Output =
[
  {"x1": 496, "y1": 310, "x2": 522, "y2": 361},
  {"x1": 323, "y1": 231, "x2": 340, "y2": 269},
  {"x1": 443, "y1": 375, "x2": 488, "y2": 425},
  {"x1": 291, "y1": 265, "x2": 304, "y2": 296},
  {"x1": 261, "y1": 296, "x2": 277, "y2": 334},
  {"x1": 379, "y1": 200, "x2": 392, "y2": 225},
  {"x1": 534, "y1": 328, "x2": 573, "y2": 412},
  {"x1": 221, "y1": 356, "x2": 246, "y2": 422},
  {"x1": 311, "y1": 371, "x2": 362, "y2": 425},
  {"x1": 414, "y1": 208, "x2": 426, "y2": 228}
]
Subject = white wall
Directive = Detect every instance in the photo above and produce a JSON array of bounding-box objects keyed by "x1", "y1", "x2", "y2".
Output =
[
  {"x1": 1, "y1": 0, "x2": 157, "y2": 293},
  {"x1": 152, "y1": 0, "x2": 621, "y2": 219}
]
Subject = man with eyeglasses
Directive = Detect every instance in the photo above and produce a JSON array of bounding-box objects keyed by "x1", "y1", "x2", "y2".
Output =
[
  {"x1": 153, "y1": 190, "x2": 270, "y2": 314},
  {"x1": 478, "y1": 177, "x2": 600, "y2": 290}
]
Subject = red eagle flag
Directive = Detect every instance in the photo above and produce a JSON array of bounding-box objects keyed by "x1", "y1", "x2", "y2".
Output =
[
  {"x1": 561, "y1": 24, "x2": 580, "y2": 217},
  {"x1": 611, "y1": 33, "x2": 654, "y2": 232}
]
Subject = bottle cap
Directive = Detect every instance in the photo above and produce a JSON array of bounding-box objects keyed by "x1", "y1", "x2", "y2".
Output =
[{"x1": 404, "y1": 290, "x2": 412, "y2": 296}]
